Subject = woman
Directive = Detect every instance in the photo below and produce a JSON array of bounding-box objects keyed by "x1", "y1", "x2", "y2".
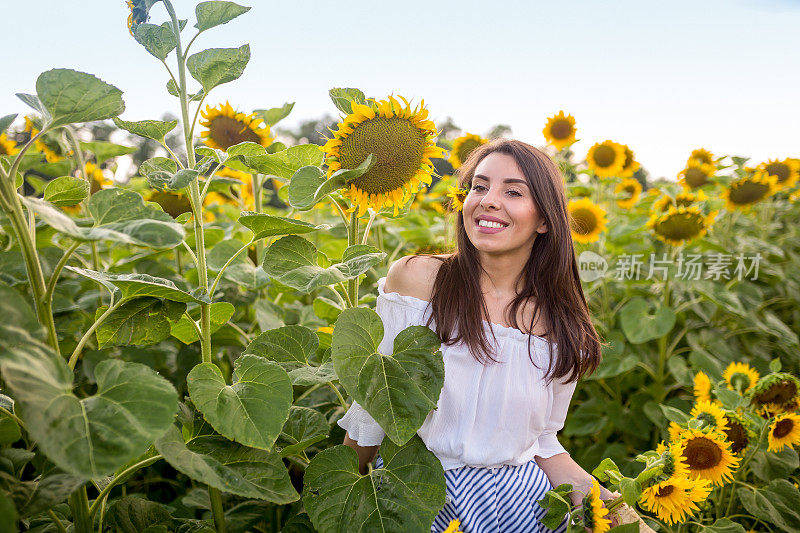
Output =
[{"x1": 339, "y1": 139, "x2": 617, "y2": 532}]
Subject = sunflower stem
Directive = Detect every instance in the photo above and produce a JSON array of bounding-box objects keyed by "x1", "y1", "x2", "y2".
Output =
[
  {"x1": 361, "y1": 208, "x2": 377, "y2": 245},
  {"x1": 347, "y1": 210, "x2": 359, "y2": 307},
  {"x1": 209, "y1": 486, "x2": 226, "y2": 533}
]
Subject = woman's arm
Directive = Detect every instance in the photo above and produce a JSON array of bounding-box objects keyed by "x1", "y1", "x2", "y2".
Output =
[{"x1": 343, "y1": 432, "x2": 380, "y2": 475}]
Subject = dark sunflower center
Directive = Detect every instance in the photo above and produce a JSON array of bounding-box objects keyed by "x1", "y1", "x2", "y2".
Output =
[
  {"x1": 621, "y1": 185, "x2": 635, "y2": 198},
  {"x1": 684, "y1": 437, "x2": 722, "y2": 469},
  {"x1": 570, "y1": 208, "x2": 598, "y2": 235},
  {"x1": 550, "y1": 119, "x2": 573, "y2": 140},
  {"x1": 724, "y1": 418, "x2": 748, "y2": 454},
  {"x1": 656, "y1": 485, "x2": 675, "y2": 498},
  {"x1": 684, "y1": 167, "x2": 709, "y2": 188},
  {"x1": 457, "y1": 138, "x2": 484, "y2": 164},
  {"x1": 340, "y1": 117, "x2": 426, "y2": 195},
  {"x1": 592, "y1": 145, "x2": 617, "y2": 168},
  {"x1": 209, "y1": 116, "x2": 261, "y2": 150},
  {"x1": 753, "y1": 380, "x2": 798, "y2": 406},
  {"x1": 765, "y1": 162, "x2": 790, "y2": 182},
  {"x1": 730, "y1": 180, "x2": 769, "y2": 205},
  {"x1": 655, "y1": 212, "x2": 704, "y2": 240},
  {"x1": 774, "y1": 419, "x2": 794, "y2": 439}
]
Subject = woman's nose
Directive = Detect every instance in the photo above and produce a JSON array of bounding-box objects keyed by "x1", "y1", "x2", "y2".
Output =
[{"x1": 480, "y1": 188, "x2": 500, "y2": 209}]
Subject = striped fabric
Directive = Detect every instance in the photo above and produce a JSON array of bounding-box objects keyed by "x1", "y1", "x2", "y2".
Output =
[{"x1": 374, "y1": 455, "x2": 569, "y2": 533}]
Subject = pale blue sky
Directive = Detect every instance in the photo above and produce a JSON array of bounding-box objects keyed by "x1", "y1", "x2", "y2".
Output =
[{"x1": 2, "y1": 0, "x2": 798, "y2": 180}]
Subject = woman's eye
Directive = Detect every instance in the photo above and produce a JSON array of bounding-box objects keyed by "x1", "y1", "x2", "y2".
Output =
[
  {"x1": 471, "y1": 184, "x2": 485, "y2": 191},
  {"x1": 508, "y1": 190, "x2": 522, "y2": 197}
]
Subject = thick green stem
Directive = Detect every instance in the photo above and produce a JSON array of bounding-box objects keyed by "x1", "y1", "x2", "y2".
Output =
[
  {"x1": 210, "y1": 239, "x2": 253, "y2": 296},
  {"x1": 347, "y1": 211, "x2": 359, "y2": 306},
  {"x1": 328, "y1": 382, "x2": 349, "y2": 411},
  {"x1": 68, "y1": 485, "x2": 92, "y2": 533},
  {"x1": 44, "y1": 240, "x2": 81, "y2": 306},
  {"x1": 48, "y1": 509, "x2": 68, "y2": 533},
  {"x1": 209, "y1": 486, "x2": 226, "y2": 533},
  {"x1": 69, "y1": 298, "x2": 124, "y2": 369},
  {"x1": 253, "y1": 173, "x2": 264, "y2": 260}
]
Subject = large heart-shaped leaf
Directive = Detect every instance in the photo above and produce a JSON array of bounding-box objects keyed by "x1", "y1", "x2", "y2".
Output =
[
  {"x1": 113, "y1": 117, "x2": 178, "y2": 143},
  {"x1": 43, "y1": 176, "x2": 89, "y2": 206},
  {"x1": 0, "y1": 330, "x2": 177, "y2": 478},
  {"x1": 619, "y1": 297, "x2": 676, "y2": 344},
  {"x1": 95, "y1": 298, "x2": 186, "y2": 348},
  {"x1": 195, "y1": 1, "x2": 251, "y2": 32},
  {"x1": 35, "y1": 69, "x2": 125, "y2": 127},
  {"x1": 155, "y1": 424, "x2": 299, "y2": 503},
  {"x1": 303, "y1": 436, "x2": 445, "y2": 533},
  {"x1": 133, "y1": 21, "x2": 178, "y2": 60},
  {"x1": 66, "y1": 267, "x2": 211, "y2": 303},
  {"x1": 331, "y1": 307, "x2": 443, "y2": 445},
  {"x1": 237, "y1": 212, "x2": 329, "y2": 240},
  {"x1": 287, "y1": 155, "x2": 373, "y2": 211},
  {"x1": 238, "y1": 145, "x2": 323, "y2": 179},
  {"x1": 262, "y1": 236, "x2": 385, "y2": 293},
  {"x1": 244, "y1": 325, "x2": 336, "y2": 386},
  {"x1": 254, "y1": 102, "x2": 294, "y2": 126},
  {"x1": 188, "y1": 355, "x2": 293, "y2": 450},
  {"x1": 187, "y1": 44, "x2": 250, "y2": 93}
]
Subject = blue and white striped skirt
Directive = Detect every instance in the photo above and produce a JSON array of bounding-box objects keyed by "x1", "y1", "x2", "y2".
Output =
[{"x1": 374, "y1": 455, "x2": 569, "y2": 533}]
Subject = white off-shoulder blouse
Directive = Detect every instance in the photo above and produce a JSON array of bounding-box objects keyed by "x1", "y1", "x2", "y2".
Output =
[{"x1": 337, "y1": 276, "x2": 577, "y2": 471}]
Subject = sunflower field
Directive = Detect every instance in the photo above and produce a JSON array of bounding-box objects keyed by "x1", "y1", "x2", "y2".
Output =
[{"x1": 0, "y1": 2, "x2": 799, "y2": 532}]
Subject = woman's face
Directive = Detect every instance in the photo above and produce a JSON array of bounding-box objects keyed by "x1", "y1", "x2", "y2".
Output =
[{"x1": 462, "y1": 152, "x2": 548, "y2": 255}]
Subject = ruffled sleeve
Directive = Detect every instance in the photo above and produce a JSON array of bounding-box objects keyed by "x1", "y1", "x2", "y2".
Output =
[
  {"x1": 336, "y1": 276, "x2": 431, "y2": 447},
  {"x1": 536, "y1": 371, "x2": 578, "y2": 458}
]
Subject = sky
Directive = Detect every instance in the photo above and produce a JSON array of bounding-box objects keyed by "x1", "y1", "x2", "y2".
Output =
[{"x1": 1, "y1": 0, "x2": 799, "y2": 181}]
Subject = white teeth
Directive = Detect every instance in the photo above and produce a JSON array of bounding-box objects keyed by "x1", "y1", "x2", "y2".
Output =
[{"x1": 478, "y1": 220, "x2": 506, "y2": 229}]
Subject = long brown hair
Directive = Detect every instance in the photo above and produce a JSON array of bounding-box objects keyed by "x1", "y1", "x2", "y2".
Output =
[{"x1": 409, "y1": 139, "x2": 603, "y2": 383}]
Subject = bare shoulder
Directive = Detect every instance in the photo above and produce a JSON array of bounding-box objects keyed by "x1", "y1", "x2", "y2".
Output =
[{"x1": 384, "y1": 254, "x2": 451, "y2": 302}]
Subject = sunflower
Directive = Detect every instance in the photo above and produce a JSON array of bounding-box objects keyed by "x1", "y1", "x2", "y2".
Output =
[
  {"x1": 582, "y1": 478, "x2": 611, "y2": 533},
  {"x1": 760, "y1": 158, "x2": 800, "y2": 191},
  {"x1": 749, "y1": 373, "x2": 800, "y2": 412},
  {"x1": 653, "y1": 190, "x2": 708, "y2": 213},
  {"x1": 200, "y1": 101, "x2": 272, "y2": 151},
  {"x1": 586, "y1": 140, "x2": 626, "y2": 178},
  {"x1": 442, "y1": 519, "x2": 463, "y2": 533},
  {"x1": 668, "y1": 422, "x2": 683, "y2": 443},
  {"x1": 146, "y1": 190, "x2": 193, "y2": 218},
  {"x1": 722, "y1": 170, "x2": 779, "y2": 212},
  {"x1": 617, "y1": 144, "x2": 640, "y2": 178},
  {"x1": 679, "y1": 161, "x2": 715, "y2": 190},
  {"x1": 723, "y1": 414, "x2": 749, "y2": 454},
  {"x1": 614, "y1": 178, "x2": 642, "y2": 209},
  {"x1": 215, "y1": 166, "x2": 255, "y2": 209},
  {"x1": 767, "y1": 413, "x2": 800, "y2": 453},
  {"x1": 542, "y1": 111, "x2": 577, "y2": 151},
  {"x1": 24, "y1": 115, "x2": 63, "y2": 163},
  {"x1": 322, "y1": 95, "x2": 446, "y2": 218},
  {"x1": 640, "y1": 475, "x2": 712, "y2": 525},
  {"x1": 126, "y1": 0, "x2": 149, "y2": 36},
  {"x1": 446, "y1": 185, "x2": 468, "y2": 212},
  {"x1": 678, "y1": 428, "x2": 740, "y2": 486},
  {"x1": 723, "y1": 362, "x2": 759, "y2": 393},
  {"x1": 690, "y1": 401, "x2": 729, "y2": 432},
  {"x1": 84, "y1": 162, "x2": 113, "y2": 194},
  {"x1": 449, "y1": 133, "x2": 487, "y2": 169},
  {"x1": 568, "y1": 198, "x2": 607, "y2": 243},
  {"x1": 0, "y1": 133, "x2": 19, "y2": 156},
  {"x1": 688, "y1": 148, "x2": 715, "y2": 166},
  {"x1": 647, "y1": 205, "x2": 716, "y2": 246},
  {"x1": 693, "y1": 371, "x2": 712, "y2": 403}
]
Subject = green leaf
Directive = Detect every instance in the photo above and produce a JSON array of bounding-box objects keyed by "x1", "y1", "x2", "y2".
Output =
[
  {"x1": 278, "y1": 406, "x2": 329, "y2": 457},
  {"x1": 331, "y1": 307, "x2": 444, "y2": 445},
  {"x1": 254, "y1": 102, "x2": 294, "y2": 126},
  {"x1": 303, "y1": 436, "x2": 445, "y2": 533},
  {"x1": 737, "y1": 480, "x2": 800, "y2": 531},
  {"x1": 328, "y1": 88, "x2": 366, "y2": 115},
  {"x1": 166, "y1": 79, "x2": 205, "y2": 102},
  {"x1": 0, "y1": 114, "x2": 17, "y2": 135},
  {"x1": 769, "y1": 358, "x2": 782, "y2": 373},
  {"x1": 188, "y1": 355, "x2": 293, "y2": 450},
  {"x1": 659, "y1": 404, "x2": 690, "y2": 425},
  {"x1": 171, "y1": 302, "x2": 234, "y2": 344},
  {"x1": 186, "y1": 44, "x2": 250, "y2": 93},
  {"x1": 155, "y1": 424, "x2": 299, "y2": 503},
  {"x1": 238, "y1": 211, "x2": 329, "y2": 240},
  {"x1": 35, "y1": 68, "x2": 125, "y2": 127},
  {"x1": 750, "y1": 446, "x2": 798, "y2": 483},
  {"x1": 20, "y1": 196, "x2": 85, "y2": 239},
  {"x1": 0, "y1": 333, "x2": 177, "y2": 478},
  {"x1": 0, "y1": 471, "x2": 84, "y2": 520},
  {"x1": 226, "y1": 141, "x2": 266, "y2": 157},
  {"x1": 281, "y1": 513, "x2": 316, "y2": 533},
  {"x1": 607, "y1": 524, "x2": 640, "y2": 533},
  {"x1": 87, "y1": 188, "x2": 185, "y2": 248},
  {"x1": 0, "y1": 492, "x2": 16, "y2": 532},
  {"x1": 240, "y1": 145, "x2": 324, "y2": 180},
  {"x1": 619, "y1": 297, "x2": 676, "y2": 344},
  {"x1": 66, "y1": 267, "x2": 211, "y2": 303},
  {"x1": 95, "y1": 298, "x2": 186, "y2": 348},
  {"x1": 696, "y1": 519, "x2": 746, "y2": 533},
  {"x1": 244, "y1": 325, "x2": 336, "y2": 386},
  {"x1": 0, "y1": 411, "x2": 21, "y2": 445},
  {"x1": 107, "y1": 496, "x2": 173, "y2": 533},
  {"x1": 79, "y1": 140, "x2": 137, "y2": 165},
  {"x1": 262, "y1": 236, "x2": 385, "y2": 293},
  {"x1": 195, "y1": 1, "x2": 251, "y2": 31},
  {"x1": 288, "y1": 155, "x2": 374, "y2": 211},
  {"x1": 591, "y1": 457, "x2": 621, "y2": 483},
  {"x1": 0, "y1": 281, "x2": 44, "y2": 343},
  {"x1": 140, "y1": 156, "x2": 178, "y2": 188},
  {"x1": 536, "y1": 484, "x2": 572, "y2": 530},
  {"x1": 113, "y1": 117, "x2": 178, "y2": 143},
  {"x1": 16, "y1": 93, "x2": 50, "y2": 120},
  {"x1": 43, "y1": 176, "x2": 89, "y2": 206},
  {"x1": 133, "y1": 21, "x2": 178, "y2": 60},
  {"x1": 619, "y1": 477, "x2": 642, "y2": 507}
]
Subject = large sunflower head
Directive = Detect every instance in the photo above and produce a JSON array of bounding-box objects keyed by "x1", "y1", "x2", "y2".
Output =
[
  {"x1": 690, "y1": 400, "x2": 729, "y2": 432},
  {"x1": 322, "y1": 95, "x2": 446, "y2": 217},
  {"x1": 617, "y1": 144, "x2": 640, "y2": 178},
  {"x1": 542, "y1": 111, "x2": 577, "y2": 151},
  {"x1": 693, "y1": 371, "x2": 713, "y2": 403},
  {"x1": 582, "y1": 478, "x2": 611, "y2": 533},
  {"x1": 0, "y1": 133, "x2": 19, "y2": 156},
  {"x1": 586, "y1": 140, "x2": 626, "y2": 178},
  {"x1": 760, "y1": 158, "x2": 800, "y2": 191},
  {"x1": 767, "y1": 413, "x2": 800, "y2": 453},
  {"x1": 614, "y1": 177, "x2": 642, "y2": 209},
  {"x1": 200, "y1": 101, "x2": 272, "y2": 151},
  {"x1": 449, "y1": 133, "x2": 488, "y2": 169},
  {"x1": 722, "y1": 170, "x2": 779, "y2": 212},
  {"x1": 723, "y1": 362, "x2": 759, "y2": 393},
  {"x1": 647, "y1": 205, "x2": 716, "y2": 246},
  {"x1": 568, "y1": 198, "x2": 607, "y2": 243},
  {"x1": 688, "y1": 148, "x2": 715, "y2": 166},
  {"x1": 749, "y1": 372, "x2": 800, "y2": 412},
  {"x1": 678, "y1": 428, "x2": 740, "y2": 486},
  {"x1": 679, "y1": 161, "x2": 716, "y2": 190},
  {"x1": 639, "y1": 474, "x2": 712, "y2": 526},
  {"x1": 722, "y1": 414, "x2": 750, "y2": 454}
]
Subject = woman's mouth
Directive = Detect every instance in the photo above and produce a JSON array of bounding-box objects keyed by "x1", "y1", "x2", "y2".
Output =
[{"x1": 475, "y1": 219, "x2": 509, "y2": 233}]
